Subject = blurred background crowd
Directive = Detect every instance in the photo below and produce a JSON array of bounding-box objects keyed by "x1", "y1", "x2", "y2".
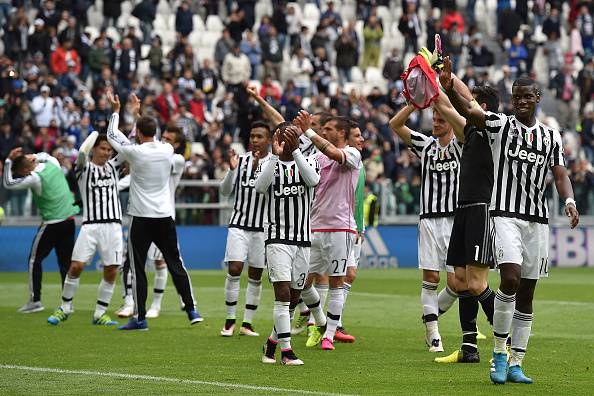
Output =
[{"x1": 0, "y1": 0, "x2": 593, "y2": 223}]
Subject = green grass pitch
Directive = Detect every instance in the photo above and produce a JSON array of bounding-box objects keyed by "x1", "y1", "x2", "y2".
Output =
[{"x1": 0, "y1": 268, "x2": 592, "y2": 395}]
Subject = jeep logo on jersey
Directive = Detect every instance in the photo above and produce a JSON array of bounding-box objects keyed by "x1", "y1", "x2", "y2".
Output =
[
  {"x1": 274, "y1": 183, "x2": 305, "y2": 197},
  {"x1": 428, "y1": 160, "x2": 458, "y2": 172},
  {"x1": 240, "y1": 177, "x2": 256, "y2": 187},
  {"x1": 90, "y1": 178, "x2": 114, "y2": 188},
  {"x1": 507, "y1": 145, "x2": 546, "y2": 165}
]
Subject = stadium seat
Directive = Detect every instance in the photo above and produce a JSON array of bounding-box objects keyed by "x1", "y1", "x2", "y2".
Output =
[
  {"x1": 105, "y1": 26, "x2": 121, "y2": 43},
  {"x1": 191, "y1": 142, "x2": 206, "y2": 156},
  {"x1": 193, "y1": 15, "x2": 206, "y2": 32},
  {"x1": 200, "y1": 31, "x2": 222, "y2": 49},
  {"x1": 287, "y1": 2, "x2": 303, "y2": 19},
  {"x1": 340, "y1": 4, "x2": 356, "y2": 22},
  {"x1": 376, "y1": 6, "x2": 392, "y2": 27},
  {"x1": 351, "y1": 67, "x2": 364, "y2": 83},
  {"x1": 160, "y1": 30, "x2": 176, "y2": 48},
  {"x1": 206, "y1": 15, "x2": 224, "y2": 32},
  {"x1": 249, "y1": 80, "x2": 262, "y2": 93},
  {"x1": 301, "y1": 97, "x2": 312, "y2": 109},
  {"x1": 304, "y1": 3, "x2": 321, "y2": 21},
  {"x1": 121, "y1": 0, "x2": 133, "y2": 16},
  {"x1": 328, "y1": 81, "x2": 338, "y2": 96},
  {"x1": 84, "y1": 26, "x2": 100, "y2": 41},
  {"x1": 365, "y1": 67, "x2": 387, "y2": 92},
  {"x1": 197, "y1": 47, "x2": 215, "y2": 63}
]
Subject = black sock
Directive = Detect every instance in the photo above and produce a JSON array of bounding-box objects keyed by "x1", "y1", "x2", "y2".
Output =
[
  {"x1": 459, "y1": 290, "x2": 479, "y2": 353},
  {"x1": 478, "y1": 286, "x2": 495, "y2": 325}
]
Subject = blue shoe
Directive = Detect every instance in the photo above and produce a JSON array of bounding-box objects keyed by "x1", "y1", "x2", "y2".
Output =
[
  {"x1": 47, "y1": 308, "x2": 69, "y2": 325},
  {"x1": 187, "y1": 309, "x2": 203, "y2": 325},
  {"x1": 490, "y1": 352, "x2": 508, "y2": 385},
  {"x1": 507, "y1": 365, "x2": 533, "y2": 384},
  {"x1": 117, "y1": 317, "x2": 148, "y2": 331},
  {"x1": 92, "y1": 314, "x2": 118, "y2": 326}
]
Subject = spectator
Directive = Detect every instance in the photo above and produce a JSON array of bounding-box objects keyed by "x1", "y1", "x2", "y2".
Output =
[
  {"x1": 177, "y1": 68, "x2": 197, "y2": 103},
  {"x1": 261, "y1": 26, "x2": 283, "y2": 81},
  {"x1": 442, "y1": 2, "x2": 464, "y2": 33},
  {"x1": 542, "y1": 7, "x2": 561, "y2": 39},
  {"x1": 39, "y1": 0, "x2": 60, "y2": 28},
  {"x1": 468, "y1": 33, "x2": 495, "y2": 70},
  {"x1": 335, "y1": 28, "x2": 358, "y2": 85},
  {"x1": 214, "y1": 28, "x2": 235, "y2": 70},
  {"x1": 0, "y1": 121, "x2": 15, "y2": 160},
  {"x1": 124, "y1": 26, "x2": 143, "y2": 61},
  {"x1": 361, "y1": 15, "x2": 384, "y2": 70},
  {"x1": 508, "y1": 35, "x2": 528, "y2": 76},
  {"x1": 238, "y1": 0, "x2": 256, "y2": 29},
  {"x1": 297, "y1": 26, "x2": 313, "y2": 58},
  {"x1": 102, "y1": 0, "x2": 121, "y2": 29},
  {"x1": 398, "y1": 3, "x2": 421, "y2": 55},
  {"x1": 281, "y1": 79, "x2": 302, "y2": 121},
  {"x1": 582, "y1": 104, "x2": 594, "y2": 161},
  {"x1": 227, "y1": 9, "x2": 247, "y2": 44},
  {"x1": 89, "y1": 96, "x2": 111, "y2": 133},
  {"x1": 259, "y1": 75, "x2": 282, "y2": 105},
  {"x1": 174, "y1": 44, "x2": 200, "y2": 77},
  {"x1": 577, "y1": 57, "x2": 594, "y2": 113},
  {"x1": 286, "y1": 4, "x2": 301, "y2": 50},
  {"x1": 28, "y1": 19, "x2": 52, "y2": 61},
  {"x1": 30, "y1": 85, "x2": 58, "y2": 128},
  {"x1": 543, "y1": 31, "x2": 564, "y2": 78},
  {"x1": 240, "y1": 30, "x2": 262, "y2": 80},
  {"x1": 289, "y1": 48, "x2": 314, "y2": 97},
  {"x1": 383, "y1": 48, "x2": 404, "y2": 90},
  {"x1": 196, "y1": 59, "x2": 218, "y2": 111},
  {"x1": 145, "y1": 36, "x2": 163, "y2": 78},
  {"x1": 132, "y1": 0, "x2": 158, "y2": 44},
  {"x1": 155, "y1": 81, "x2": 180, "y2": 124},
  {"x1": 271, "y1": 2, "x2": 288, "y2": 49},
  {"x1": 222, "y1": 44, "x2": 251, "y2": 89},
  {"x1": 310, "y1": 23, "x2": 331, "y2": 54},
  {"x1": 172, "y1": 102, "x2": 200, "y2": 143},
  {"x1": 114, "y1": 38, "x2": 138, "y2": 96},
  {"x1": 311, "y1": 47, "x2": 331, "y2": 96},
  {"x1": 444, "y1": 21, "x2": 464, "y2": 72},
  {"x1": 320, "y1": 1, "x2": 342, "y2": 34},
  {"x1": 497, "y1": 65, "x2": 514, "y2": 114},
  {"x1": 550, "y1": 63, "x2": 577, "y2": 130},
  {"x1": 189, "y1": 90, "x2": 206, "y2": 129},
  {"x1": 576, "y1": 4, "x2": 594, "y2": 57},
  {"x1": 50, "y1": 38, "x2": 80, "y2": 77}
]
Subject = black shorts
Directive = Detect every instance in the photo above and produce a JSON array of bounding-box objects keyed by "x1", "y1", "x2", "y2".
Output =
[{"x1": 446, "y1": 203, "x2": 494, "y2": 268}]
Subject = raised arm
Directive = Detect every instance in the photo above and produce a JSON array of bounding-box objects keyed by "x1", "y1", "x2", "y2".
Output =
[
  {"x1": 106, "y1": 92, "x2": 132, "y2": 156},
  {"x1": 247, "y1": 84, "x2": 285, "y2": 126},
  {"x1": 433, "y1": 93, "x2": 467, "y2": 143},
  {"x1": 3, "y1": 148, "x2": 42, "y2": 192},
  {"x1": 440, "y1": 57, "x2": 486, "y2": 129},
  {"x1": 389, "y1": 104, "x2": 415, "y2": 146},
  {"x1": 285, "y1": 126, "x2": 320, "y2": 186},
  {"x1": 76, "y1": 131, "x2": 99, "y2": 169},
  {"x1": 220, "y1": 149, "x2": 239, "y2": 196},
  {"x1": 34, "y1": 152, "x2": 60, "y2": 168}
]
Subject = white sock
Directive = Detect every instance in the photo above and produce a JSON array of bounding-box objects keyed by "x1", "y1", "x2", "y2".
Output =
[
  {"x1": 300, "y1": 286, "x2": 327, "y2": 327},
  {"x1": 151, "y1": 267, "x2": 168, "y2": 309},
  {"x1": 421, "y1": 281, "x2": 439, "y2": 320},
  {"x1": 315, "y1": 283, "x2": 329, "y2": 310},
  {"x1": 510, "y1": 310, "x2": 533, "y2": 367},
  {"x1": 225, "y1": 274, "x2": 240, "y2": 319},
  {"x1": 60, "y1": 275, "x2": 79, "y2": 313},
  {"x1": 337, "y1": 282, "x2": 352, "y2": 328},
  {"x1": 438, "y1": 286, "x2": 458, "y2": 314},
  {"x1": 124, "y1": 294, "x2": 134, "y2": 308},
  {"x1": 273, "y1": 301, "x2": 291, "y2": 350},
  {"x1": 297, "y1": 299, "x2": 309, "y2": 314},
  {"x1": 243, "y1": 277, "x2": 262, "y2": 324},
  {"x1": 324, "y1": 287, "x2": 345, "y2": 341},
  {"x1": 493, "y1": 289, "x2": 516, "y2": 353},
  {"x1": 94, "y1": 279, "x2": 115, "y2": 319}
]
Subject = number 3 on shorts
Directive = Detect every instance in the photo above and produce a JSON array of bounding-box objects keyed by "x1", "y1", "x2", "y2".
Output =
[
  {"x1": 297, "y1": 272, "x2": 306, "y2": 287},
  {"x1": 332, "y1": 259, "x2": 347, "y2": 274}
]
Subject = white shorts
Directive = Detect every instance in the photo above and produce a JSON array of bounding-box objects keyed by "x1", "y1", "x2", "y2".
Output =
[
  {"x1": 418, "y1": 217, "x2": 454, "y2": 273},
  {"x1": 148, "y1": 243, "x2": 164, "y2": 261},
  {"x1": 346, "y1": 236, "x2": 362, "y2": 268},
  {"x1": 309, "y1": 231, "x2": 356, "y2": 277},
  {"x1": 492, "y1": 217, "x2": 549, "y2": 279},
  {"x1": 224, "y1": 227, "x2": 266, "y2": 268},
  {"x1": 72, "y1": 223, "x2": 123, "y2": 266},
  {"x1": 265, "y1": 243, "x2": 310, "y2": 290}
]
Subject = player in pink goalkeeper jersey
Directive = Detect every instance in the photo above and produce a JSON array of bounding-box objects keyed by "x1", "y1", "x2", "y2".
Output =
[{"x1": 293, "y1": 111, "x2": 363, "y2": 351}]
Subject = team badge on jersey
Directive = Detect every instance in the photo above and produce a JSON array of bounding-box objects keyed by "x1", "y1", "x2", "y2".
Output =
[
  {"x1": 524, "y1": 131, "x2": 534, "y2": 144},
  {"x1": 543, "y1": 135, "x2": 551, "y2": 147}
]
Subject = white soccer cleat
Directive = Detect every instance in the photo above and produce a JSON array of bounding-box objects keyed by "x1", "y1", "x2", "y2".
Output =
[
  {"x1": 261, "y1": 355, "x2": 276, "y2": 364},
  {"x1": 239, "y1": 324, "x2": 260, "y2": 337},
  {"x1": 116, "y1": 305, "x2": 134, "y2": 318},
  {"x1": 427, "y1": 337, "x2": 444, "y2": 353},
  {"x1": 18, "y1": 301, "x2": 44, "y2": 314},
  {"x1": 281, "y1": 350, "x2": 304, "y2": 366},
  {"x1": 145, "y1": 307, "x2": 160, "y2": 319},
  {"x1": 220, "y1": 323, "x2": 235, "y2": 337}
]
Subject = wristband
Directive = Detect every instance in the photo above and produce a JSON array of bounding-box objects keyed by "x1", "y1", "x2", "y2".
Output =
[
  {"x1": 565, "y1": 197, "x2": 576, "y2": 207},
  {"x1": 304, "y1": 129, "x2": 316, "y2": 139}
]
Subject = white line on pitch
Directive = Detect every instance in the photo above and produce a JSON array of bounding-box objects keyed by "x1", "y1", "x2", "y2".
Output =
[{"x1": 0, "y1": 364, "x2": 356, "y2": 396}]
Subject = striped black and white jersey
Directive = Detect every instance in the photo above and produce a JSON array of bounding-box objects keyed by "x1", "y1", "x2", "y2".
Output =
[
  {"x1": 483, "y1": 112, "x2": 565, "y2": 223},
  {"x1": 222, "y1": 152, "x2": 270, "y2": 232},
  {"x1": 299, "y1": 135, "x2": 319, "y2": 157},
  {"x1": 258, "y1": 155, "x2": 320, "y2": 246},
  {"x1": 76, "y1": 155, "x2": 124, "y2": 224},
  {"x1": 409, "y1": 131, "x2": 463, "y2": 218}
]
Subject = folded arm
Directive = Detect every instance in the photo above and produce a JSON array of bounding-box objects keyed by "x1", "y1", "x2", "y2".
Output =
[{"x1": 254, "y1": 155, "x2": 278, "y2": 194}]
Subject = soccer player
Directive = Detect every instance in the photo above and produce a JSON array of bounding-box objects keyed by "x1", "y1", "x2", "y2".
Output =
[
  {"x1": 292, "y1": 111, "x2": 362, "y2": 351},
  {"x1": 3, "y1": 147, "x2": 79, "y2": 313},
  {"x1": 106, "y1": 92, "x2": 201, "y2": 330},
  {"x1": 256, "y1": 123, "x2": 320, "y2": 365},
  {"x1": 432, "y1": 84, "x2": 501, "y2": 363},
  {"x1": 218, "y1": 121, "x2": 271, "y2": 337},
  {"x1": 390, "y1": 102, "x2": 463, "y2": 353},
  {"x1": 441, "y1": 57, "x2": 579, "y2": 384},
  {"x1": 335, "y1": 121, "x2": 366, "y2": 342},
  {"x1": 46, "y1": 132, "x2": 123, "y2": 326},
  {"x1": 145, "y1": 126, "x2": 188, "y2": 318}
]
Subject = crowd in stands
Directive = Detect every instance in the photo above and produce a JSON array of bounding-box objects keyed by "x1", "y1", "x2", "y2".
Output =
[{"x1": 0, "y1": 0, "x2": 593, "y2": 223}]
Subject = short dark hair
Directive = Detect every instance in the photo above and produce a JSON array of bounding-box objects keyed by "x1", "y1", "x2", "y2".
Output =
[
  {"x1": 346, "y1": 119, "x2": 360, "y2": 140},
  {"x1": 163, "y1": 125, "x2": 182, "y2": 143},
  {"x1": 93, "y1": 134, "x2": 109, "y2": 148},
  {"x1": 512, "y1": 76, "x2": 539, "y2": 92},
  {"x1": 472, "y1": 86, "x2": 500, "y2": 113},
  {"x1": 136, "y1": 116, "x2": 157, "y2": 137},
  {"x1": 12, "y1": 155, "x2": 30, "y2": 174},
  {"x1": 272, "y1": 121, "x2": 292, "y2": 135},
  {"x1": 251, "y1": 120, "x2": 271, "y2": 137},
  {"x1": 327, "y1": 116, "x2": 351, "y2": 136}
]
